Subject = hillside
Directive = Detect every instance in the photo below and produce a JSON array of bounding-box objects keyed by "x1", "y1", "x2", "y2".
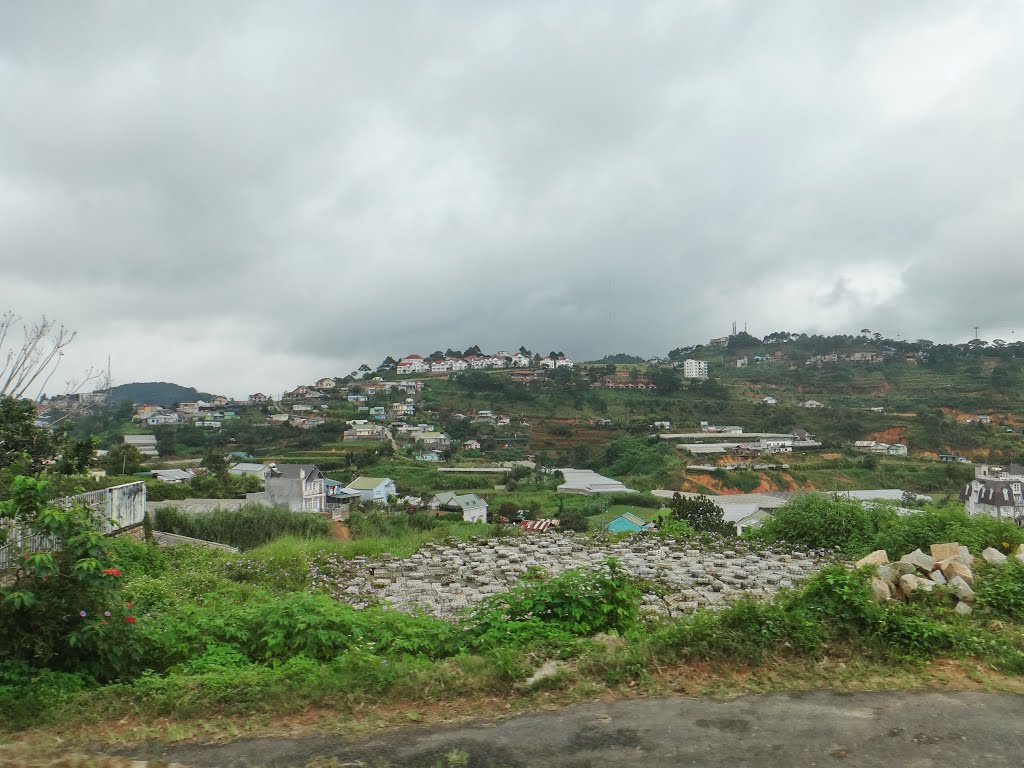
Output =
[{"x1": 102, "y1": 382, "x2": 215, "y2": 408}]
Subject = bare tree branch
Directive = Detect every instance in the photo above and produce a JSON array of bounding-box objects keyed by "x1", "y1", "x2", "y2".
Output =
[{"x1": 0, "y1": 312, "x2": 100, "y2": 406}]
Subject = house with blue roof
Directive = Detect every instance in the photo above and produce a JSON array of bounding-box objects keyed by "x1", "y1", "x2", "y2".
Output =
[{"x1": 605, "y1": 512, "x2": 654, "y2": 534}]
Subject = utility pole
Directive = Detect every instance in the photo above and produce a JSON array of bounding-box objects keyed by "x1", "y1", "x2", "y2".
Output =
[{"x1": 973, "y1": 326, "x2": 980, "y2": 340}]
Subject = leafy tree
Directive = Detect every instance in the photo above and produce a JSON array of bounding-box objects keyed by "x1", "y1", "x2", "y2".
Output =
[
  {"x1": 650, "y1": 367, "x2": 682, "y2": 393},
  {"x1": 201, "y1": 452, "x2": 230, "y2": 481},
  {"x1": 0, "y1": 397, "x2": 63, "y2": 473},
  {"x1": 557, "y1": 506, "x2": 588, "y2": 532},
  {"x1": 463, "y1": 345, "x2": 482, "y2": 357},
  {"x1": 54, "y1": 436, "x2": 96, "y2": 475},
  {"x1": 102, "y1": 444, "x2": 143, "y2": 476},
  {"x1": 668, "y1": 492, "x2": 729, "y2": 533}
]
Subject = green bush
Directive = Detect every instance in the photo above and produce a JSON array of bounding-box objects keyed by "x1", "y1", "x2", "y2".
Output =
[
  {"x1": 0, "y1": 661, "x2": 92, "y2": 729},
  {"x1": 872, "y1": 505, "x2": 1024, "y2": 558},
  {"x1": 747, "y1": 493, "x2": 895, "y2": 555},
  {"x1": 153, "y1": 503, "x2": 331, "y2": 550},
  {"x1": 975, "y1": 560, "x2": 1024, "y2": 620},
  {"x1": 0, "y1": 476, "x2": 144, "y2": 681},
  {"x1": 462, "y1": 559, "x2": 642, "y2": 650}
]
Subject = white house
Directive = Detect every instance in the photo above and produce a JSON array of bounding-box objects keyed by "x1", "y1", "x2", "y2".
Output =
[
  {"x1": 430, "y1": 360, "x2": 452, "y2": 373},
  {"x1": 147, "y1": 413, "x2": 181, "y2": 426},
  {"x1": 682, "y1": 359, "x2": 709, "y2": 379},
  {"x1": 762, "y1": 396, "x2": 778, "y2": 406},
  {"x1": 801, "y1": 400, "x2": 825, "y2": 409},
  {"x1": 416, "y1": 431, "x2": 451, "y2": 448},
  {"x1": 343, "y1": 476, "x2": 397, "y2": 503},
  {"x1": 960, "y1": 479, "x2": 1024, "y2": 522},
  {"x1": 462, "y1": 439, "x2": 482, "y2": 451},
  {"x1": 388, "y1": 399, "x2": 416, "y2": 418},
  {"x1": 247, "y1": 464, "x2": 325, "y2": 512},
  {"x1": 450, "y1": 358, "x2": 469, "y2": 371},
  {"x1": 397, "y1": 355, "x2": 430, "y2": 375},
  {"x1": 510, "y1": 352, "x2": 531, "y2": 367},
  {"x1": 315, "y1": 377, "x2": 337, "y2": 389},
  {"x1": 428, "y1": 491, "x2": 488, "y2": 523}
]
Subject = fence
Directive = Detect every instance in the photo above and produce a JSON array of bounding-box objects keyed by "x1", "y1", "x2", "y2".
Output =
[{"x1": 0, "y1": 481, "x2": 147, "y2": 571}]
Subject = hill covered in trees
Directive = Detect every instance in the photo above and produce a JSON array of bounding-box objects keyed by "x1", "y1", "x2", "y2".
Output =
[{"x1": 102, "y1": 382, "x2": 215, "y2": 408}]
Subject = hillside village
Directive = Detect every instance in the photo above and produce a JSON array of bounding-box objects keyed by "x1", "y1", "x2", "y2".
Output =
[
  {"x1": 21, "y1": 329, "x2": 1024, "y2": 538},
  {"x1": 11, "y1": 332, "x2": 1024, "y2": 754}
]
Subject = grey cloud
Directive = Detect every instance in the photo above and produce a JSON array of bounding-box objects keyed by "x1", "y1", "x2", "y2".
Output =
[{"x1": 1, "y1": 1, "x2": 1023, "y2": 394}]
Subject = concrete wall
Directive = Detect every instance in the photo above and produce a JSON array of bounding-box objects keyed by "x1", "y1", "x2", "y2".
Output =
[{"x1": 146, "y1": 498, "x2": 248, "y2": 515}]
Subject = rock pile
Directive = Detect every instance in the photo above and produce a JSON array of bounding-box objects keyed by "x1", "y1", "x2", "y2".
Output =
[
  {"x1": 314, "y1": 534, "x2": 828, "y2": 620},
  {"x1": 855, "y1": 542, "x2": 1021, "y2": 615}
]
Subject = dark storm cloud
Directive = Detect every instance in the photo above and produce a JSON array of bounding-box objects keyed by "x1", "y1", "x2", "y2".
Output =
[{"x1": 1, "y1": 1, "x2": 1022, "y2": 394}]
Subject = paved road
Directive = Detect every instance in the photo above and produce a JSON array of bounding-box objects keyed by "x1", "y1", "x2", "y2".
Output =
[{"x1": 144, "y1": 691, "x2": 1024, "y2": 767}]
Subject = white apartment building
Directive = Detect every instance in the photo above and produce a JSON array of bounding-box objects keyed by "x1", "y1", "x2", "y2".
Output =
[{"x1": 683, "y1": 359, "x2": 709, "y2": 380}]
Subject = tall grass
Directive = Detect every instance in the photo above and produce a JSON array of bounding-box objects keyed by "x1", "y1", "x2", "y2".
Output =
[{"x1": 153, "y1": 503, "x2": 331, "y2": 550}]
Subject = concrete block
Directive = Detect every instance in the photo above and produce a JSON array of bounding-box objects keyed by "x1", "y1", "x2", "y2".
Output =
[
  {"x1": 870, "y1": 577, "x2": 892, "y2": 602},
  {"x1": 899, "y1": 574, "x2": 920, "y2": 596},
  {"x1": 940, "y1": 558, "x2": 973, "y2": 584},
  {"x1": 857, "y1": 550, "x2": 889, "y2": 568},
  {"x1": 875, "y1": 565, "x2": 898, "y2": 584},
  {"x1": 949, "y1": 575, "x2": 975, "y2": 603},
  {"x1": 900, "y1": 549, "x2": 936, "y2": 572},
  {"x1": 982, "y1": 547, "x2": 1007, "y2": 565},
  {"x1": 930, "y1": 542, "x2": 960, "y2": 561}
]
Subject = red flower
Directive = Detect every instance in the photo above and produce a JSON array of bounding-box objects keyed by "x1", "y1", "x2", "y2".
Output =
[
  {"x1": 124, "y1": 616, "x2": 136, "y2": 624},
  {"x1": 102, "y1": 568, "x2": 122, "y2": 576}
]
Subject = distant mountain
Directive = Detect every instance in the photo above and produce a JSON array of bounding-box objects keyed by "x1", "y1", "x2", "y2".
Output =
[
  {"x1": 589, "y1": 353, "x2": 648, "y2": 364},
  {"x1": 102, "y1": 382, "x2": 216, "y2": 408}
]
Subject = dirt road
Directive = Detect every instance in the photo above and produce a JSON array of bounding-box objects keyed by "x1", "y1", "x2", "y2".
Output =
[{"x1": 143, "y1": 690, "x2": 1024, "y2": 767}]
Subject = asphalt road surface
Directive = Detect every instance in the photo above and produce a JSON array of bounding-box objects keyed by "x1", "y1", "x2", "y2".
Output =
[{"x1": 146, "y1": 691, "x2": 1024, "y2": 767}]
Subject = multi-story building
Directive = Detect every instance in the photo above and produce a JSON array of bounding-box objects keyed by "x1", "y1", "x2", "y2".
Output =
[
  {"x1": 258, "y1": 464, "x2": 325, "y2": 512},
  {"x1": 682, "y1": 359, "x2": 709, "y2": 379}
]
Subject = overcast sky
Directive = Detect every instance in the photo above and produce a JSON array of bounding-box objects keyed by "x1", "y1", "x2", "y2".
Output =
[{"x1": 2, "y1": 2, "x2": 1022, "y2": 397}]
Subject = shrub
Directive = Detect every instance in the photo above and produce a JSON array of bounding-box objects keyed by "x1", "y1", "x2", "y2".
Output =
[
  {"x1": 975, "y1": 560, "x2": 1024, "y2": 620},
  {"x1": 153, "y1": 503, "x2": 331, "y2": 550},
  {"x1": 872, "y1": 505, "x2": 1024, "y2": 557},
  {"x1": 0, "y1": 476, "x2": 143, "y2": 681},
  {"x1": 748, "y1": 493, "x2": 895, "y2": 555},
  {"x1": 462, "y1": 559, "x2": 642, "y2": 650}
]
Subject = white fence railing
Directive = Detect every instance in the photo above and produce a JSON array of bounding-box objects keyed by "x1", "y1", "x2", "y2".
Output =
[{"x1": 0, "y1": 481, "x2": 147, "y2": 571}]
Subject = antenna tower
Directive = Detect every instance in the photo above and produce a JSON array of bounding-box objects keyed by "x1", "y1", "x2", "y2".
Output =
[{"x1": 973, "y1": 326, "x2": 980, "y2": 340}]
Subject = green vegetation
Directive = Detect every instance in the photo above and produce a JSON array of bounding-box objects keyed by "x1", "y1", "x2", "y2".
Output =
[
  {"x1": 8, "y1": 526, "x2": 1024, "y2": 735},
  {"x1": 665, "y1": 493, "x2": 730, "y2": 534},
  {"x1": 748, "y1": 494, "x2": 1024, "y2": 557},
  {"x1": 153, "y1": 503, "x2": 332, "y2": 550}
]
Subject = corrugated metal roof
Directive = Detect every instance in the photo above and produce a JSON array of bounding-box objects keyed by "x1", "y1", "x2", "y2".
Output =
[{"x1": 521, "y1": 518, "x2": 558, "y2": 532}]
